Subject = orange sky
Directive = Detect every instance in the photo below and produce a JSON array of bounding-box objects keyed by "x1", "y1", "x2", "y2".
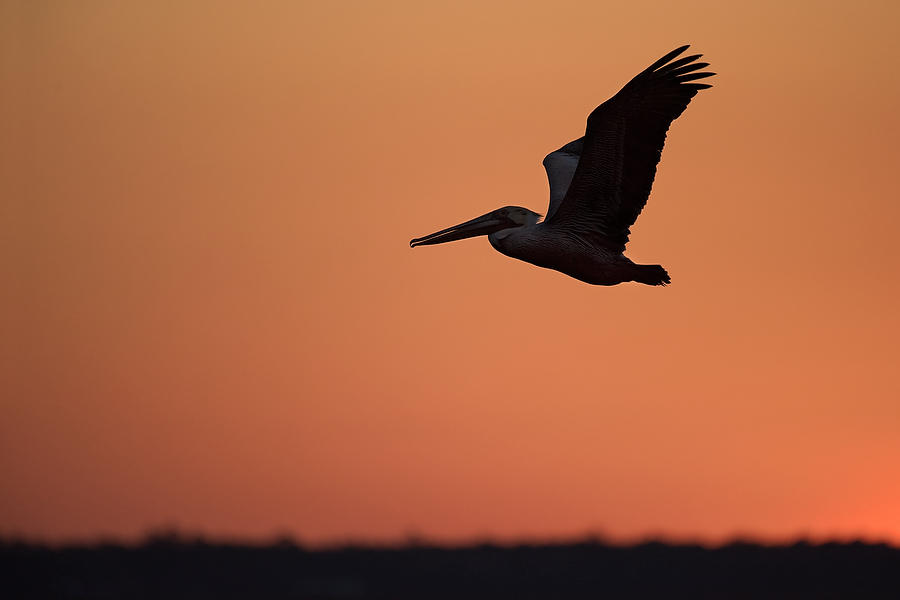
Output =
[{"x1": 3, "y1": 0, "x2": 900, "y2": 545}]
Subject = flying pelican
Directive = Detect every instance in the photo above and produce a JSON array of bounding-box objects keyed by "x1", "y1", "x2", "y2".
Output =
[{"x1": 410, "y1": 45, "x2": 714, "y2": 286}]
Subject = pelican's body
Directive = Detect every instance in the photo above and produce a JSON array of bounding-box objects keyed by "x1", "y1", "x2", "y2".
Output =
[
  {"x1": 411, "y1": 46, "x2": 715, "y2": 286},
  {"x1": 490, "y1": 224, "x2": 664, "y2": 286}
]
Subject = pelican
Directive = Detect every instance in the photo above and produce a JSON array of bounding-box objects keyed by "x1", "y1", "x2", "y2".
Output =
[{"x1": 410, "y1": 45, "x2": 714, "y2": 286}]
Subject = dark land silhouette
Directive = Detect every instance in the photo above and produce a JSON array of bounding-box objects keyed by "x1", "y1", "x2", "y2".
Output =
[{"x1": 4, "y1": 534, "x2": 900, "y2": 599}]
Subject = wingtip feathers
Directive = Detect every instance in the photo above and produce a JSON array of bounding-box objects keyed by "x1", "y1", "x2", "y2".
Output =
[{"x1": 645, "y1": 45, "x2": 691, "y2": 72}]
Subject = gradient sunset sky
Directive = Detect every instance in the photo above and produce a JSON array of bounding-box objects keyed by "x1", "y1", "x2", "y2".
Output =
[{"x1": 3, "y1": 0, "x2": 900, "y2": 545}]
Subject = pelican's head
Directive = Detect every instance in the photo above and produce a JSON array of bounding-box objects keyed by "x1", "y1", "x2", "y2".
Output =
[{"x1": 410, "y1": 206, "x2": 541, "y2": 248}]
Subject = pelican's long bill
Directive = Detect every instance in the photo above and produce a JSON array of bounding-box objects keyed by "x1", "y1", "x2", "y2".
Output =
[{"x1": 409, "y1": 211, "x2": 506, "y2": 248}]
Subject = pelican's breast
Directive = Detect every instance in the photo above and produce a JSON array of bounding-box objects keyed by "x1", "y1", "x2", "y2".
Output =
[
  {"x1": 490, "y1": 225, "x2": 583, "y2": 269},
  {"x1": 489, "y1": 224, "x2": 624, "y2": 284}
]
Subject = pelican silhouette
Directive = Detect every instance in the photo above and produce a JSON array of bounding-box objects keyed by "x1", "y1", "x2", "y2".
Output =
[{"x1": 410, "y1": 45, "x2": 714, "y2": 286}]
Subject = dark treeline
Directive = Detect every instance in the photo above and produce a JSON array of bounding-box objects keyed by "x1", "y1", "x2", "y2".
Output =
[{"x1": 3, "y1": 535, "x2": 900, "y2": 599}]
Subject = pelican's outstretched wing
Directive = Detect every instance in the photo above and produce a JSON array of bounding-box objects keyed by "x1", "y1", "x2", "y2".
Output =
[
  {"x1": 542, "y1": 137, "x2": 583, "y2": 221},
  {"x1": 543, "y1": 45, "x2": 714, "y2": 252}
]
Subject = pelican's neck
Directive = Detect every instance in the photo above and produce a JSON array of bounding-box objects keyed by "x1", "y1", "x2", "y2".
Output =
[{"x1": 489, "y1": 223, "x2": 540, "y2": 255}]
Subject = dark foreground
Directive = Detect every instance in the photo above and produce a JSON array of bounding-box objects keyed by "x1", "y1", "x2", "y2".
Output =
[{"x1": 3, "y1": 537, "x2": 900, "y2": 599}]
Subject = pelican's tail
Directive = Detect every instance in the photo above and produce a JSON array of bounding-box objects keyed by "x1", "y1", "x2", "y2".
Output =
[{"x1": 632, "y1": 264, "x2": 670, "y2": 286}]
